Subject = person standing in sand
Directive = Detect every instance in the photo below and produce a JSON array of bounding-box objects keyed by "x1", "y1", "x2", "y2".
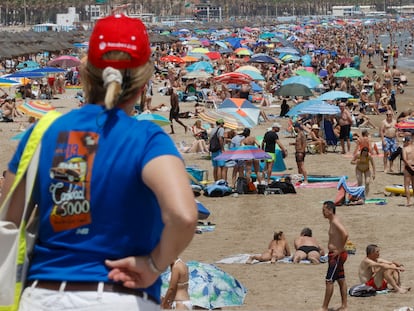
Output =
[
  {"x1": 290, "y1": 122, "x2": 308, "y2": 183},
  {"x1": 359, "y1": 244, "x2": 409, "y2": 294},
  {"x1": 168, "y1": 87, "x2": 188, "y2": 135},
  {"x1": 338, "y1": 102, "x2": 353, "y2": 154},
  {"x1": 351, "y1": 147, "x2": 375, "y2": 196},
  {"x1": 246, "y1": 231, "x2": 290, "y2": 264},
  {"x1": 402, "y1": 134, "x2": 414, "y2": 206},
  {"x1": 380, "y1": 111, "x2": 398, "y2": 173},
  {"x1": 316, "y1": 201, "x2": 349, "y2": 311}
]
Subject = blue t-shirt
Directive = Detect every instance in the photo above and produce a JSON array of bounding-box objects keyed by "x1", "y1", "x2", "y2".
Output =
[{"x1": 9, "y1": 104, "x2": 181, "y2": 302}]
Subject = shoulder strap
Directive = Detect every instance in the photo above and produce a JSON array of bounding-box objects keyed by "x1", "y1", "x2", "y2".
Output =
[{"x1": 0, "y1": 110, "x2": 61, "y2": 216}]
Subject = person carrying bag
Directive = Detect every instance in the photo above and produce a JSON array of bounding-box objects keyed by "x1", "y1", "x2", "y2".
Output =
[{"x1": 0, "y1": 110, "x2": 61, "y2": 311}]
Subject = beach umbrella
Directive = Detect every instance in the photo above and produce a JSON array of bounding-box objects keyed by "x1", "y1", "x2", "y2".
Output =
[
  {"x1": 227, "y1": 81, "x2": 263, "y2": 93},
  {"x1": 160, "y1": 55, "x2": 185, "y2": 64},
  {"x1": 198, "y1": 110, "x2": 245, "y2": 130},
  {"x1": 47, "y1": 55, "x2": 81, "y2": 68},
  {"x1": 214, "y1": 145, "x2": 271, "y2": 161},
  {"x1": 215, "y1": 72, "x2": 253, "y2": 85},
  {"x1": 161, "y1": 261, "x2": 247, "y2": 309},
  {"x1": 5, "y1": 72, "x2": 44, "y2": 79},
  {"x1": 191, "y1": 47, "x2": 209, "y2": 54},
  {"x1": 317, "y1": 90, "x2": 353, "y2": 101},
  {"x1": 206, "y1": 51, "x2": 221, "y2": 60},
  {"x1": 17, "y1": 100, "x2": 55, "y2": 119},
  {"x1": 133, "y1": 113, "x2": 170, "y2": 126},
  {"x1": 182, "y1": 55, "x2": 199, "y2": 62},
  {"x1": 334, "y1": 68, "x2": 364, "y2": 78},
  {"x1": 16, "y1": 60, "x2": 40, "y2": 69},
  {"x1": 297, "y1": 101, "x2": 340, "y2": 115},
  {"x1": 248, "y1": 54, "x2": 277, "y2": 64},
  {"x1": 235, "y1": 65, "x2": 261, "y2": 74},
  {"x1": 395, "y1": 118, "x2": 414, "y2": 129},
  {"x1": 29, "y1": 67, "x2": 66, "y2": 73},
  {"x1": 275, "y1": 83, "x2": 313, "y2": 97},
  {"x1": 236, "y1": 70, "x2": 265, "y2": 81},
  {"x1": 218, "y1": 98, "x2": 260, "y2": 127},
  {"x1": 295, "y1": 70, "x2": 321, "y2": 84},
  {"x1": 275, "y1": 46, "x2": 300, "y2": 55},
  {"x1": 186, "y1": 61, "x2": 214, "y2": 73},
  {"x1": 0, "y1": 77, "x2": 20, "y2": 87},
  {"x1": 282, "y1": 76, "x2": 320, "y2": 89},
  {"x1": 234, "y1": 47, "x2": 253, "y2": 56},
  {"x1": 183, "y1": 70, "x2": 212, "y2": 80},
  {"x1": 286, "y1": 99, "x2": 323, "y2": 117}
]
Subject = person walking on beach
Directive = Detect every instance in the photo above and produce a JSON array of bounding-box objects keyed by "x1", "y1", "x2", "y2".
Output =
[
  {"x1": 359, "y1": 244, "x2": 409, "y2": 294},
  {"x1": 209, "y1": 119, "x2": 226, "y2": 181},
  {"x1": 338, "y1": 102, "x2": 352, "y2": 154},
  {"x1": 169, "y1": 87, "x2": 188, "y2": 134},
  {"x1": 1, "y1": 14, "x2": 197, "y2": 310},
  {"x1": 380, "y1": 111, "x2": 398, "y2": 173},
  {"x1": 316, "y1": 201, "x2": 349, "y2": 311},
  {"x1": 402, "y1": 134, "x2": 414, "y2": 206},
  {"x1": 351, "y1": 147, "x2": 375, "y2": 196},
  {"x1": 261, "y1": 123, "x2": 288, "y2": 184}
]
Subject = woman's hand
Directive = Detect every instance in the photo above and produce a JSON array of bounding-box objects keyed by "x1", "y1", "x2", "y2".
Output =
[{"x1": 105, "y1": 256, "x2": 160, "y2": 289}]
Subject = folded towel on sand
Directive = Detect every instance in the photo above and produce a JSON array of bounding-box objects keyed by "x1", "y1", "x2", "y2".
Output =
[{"x1": 216, "y1": 254, "x2": 328, "y2": 264}]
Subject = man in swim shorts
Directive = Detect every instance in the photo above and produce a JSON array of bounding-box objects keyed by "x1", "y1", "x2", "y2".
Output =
[
  {"x1": 380, "y1": 111, "x2": 398, "y2": 173},
  {"x1": 292, "y1": 122, "x2": 307, "y2": 183},
  {"x1": 402, "y1": 134, "x2": 414, "y2": 206},
  {"x1": 293, "y1": 227, "x2": 324, "y2": 264},
  {"x1": 358, "y1": 244, "x2": 408, "y2": 293},
  {"x1": 316, "y1": 201, "x2": 348, "y2": 311},
  {"x1": 338, "y1": 102, "x2": 352, "y2": 154}
]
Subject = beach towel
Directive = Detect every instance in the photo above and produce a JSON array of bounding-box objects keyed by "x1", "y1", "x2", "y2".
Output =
[
  {"x1": 334, "y1": 176, "x2": 365, "y2": 205},
  {"x1": 364, "y1": 198, "x2": 387, "y2": 205},
  {"x1": 216, "y1": 254, "x2": 328, "y2": 264}
]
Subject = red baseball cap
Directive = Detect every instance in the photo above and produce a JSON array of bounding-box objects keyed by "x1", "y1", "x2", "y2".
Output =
[{"x1": 88, "y1": 14, "x2": 151, "y2": 69}]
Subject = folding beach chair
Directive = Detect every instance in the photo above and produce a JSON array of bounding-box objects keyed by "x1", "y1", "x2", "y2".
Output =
[{"x1": 323, "y1": 119, "x2": 339, "y2": 152}]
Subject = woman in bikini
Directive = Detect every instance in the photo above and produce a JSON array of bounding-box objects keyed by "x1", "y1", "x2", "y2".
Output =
[
  {"x1": 351, "y1": 147, "x2": 376, "y2": 196},
  {"x1": 162, "y1": 258, "x2": 192, "y2": 310},
  {"x1": 246, "y1": 231, "x2": 291, "y2": 264}
]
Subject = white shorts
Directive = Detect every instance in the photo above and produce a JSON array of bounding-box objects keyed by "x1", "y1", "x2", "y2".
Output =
[{"x1": 18, "y1": 286, "x2": 159, "y2": 311}]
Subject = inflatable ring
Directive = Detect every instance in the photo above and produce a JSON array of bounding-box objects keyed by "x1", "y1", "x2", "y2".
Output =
[{"x1": 384, "y1": 184, "x2": 413, "y2": 195}]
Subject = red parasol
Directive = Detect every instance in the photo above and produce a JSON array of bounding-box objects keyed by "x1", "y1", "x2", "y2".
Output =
[{"x1": 214, "y1": 72, "x2": 253, "y2": 85}]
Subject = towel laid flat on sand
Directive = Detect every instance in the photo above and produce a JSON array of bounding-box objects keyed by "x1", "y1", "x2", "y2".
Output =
[{"x1": 216, "y1": 254, "x2": 328, "y2": 264}]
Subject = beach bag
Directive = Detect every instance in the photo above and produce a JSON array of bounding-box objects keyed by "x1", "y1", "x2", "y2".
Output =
[
  {"x1": 209, "y1": 129, "x2": 221, "y2": 153},
  {"x1": 236, "y1": 177, "x2": 248, "y2": 194},
  {"x1": 348, "y1": 284, "x2": 377, "y2": 297},
  {"x1": 268, "y1": 181, "x2": 296, "y2": 194},
  {"x1": 0, "y1": 111, "x2": 61, "y2": 311}
]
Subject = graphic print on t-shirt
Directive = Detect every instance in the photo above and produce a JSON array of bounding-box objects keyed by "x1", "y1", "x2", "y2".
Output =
[{"x1": 49, "y1": 131, "x2": 99, "y2": 232}]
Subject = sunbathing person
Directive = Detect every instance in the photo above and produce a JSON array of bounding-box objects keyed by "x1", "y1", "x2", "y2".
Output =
[
  {"x1": 359, "y1": 244, "x2": 409, "y2": 294},
  {"x1": 246, "y1": 231, "x2": 290, "y2": 264},
  {"x1": 292, "y1": 227, "x2": 325, "y2": 264}
]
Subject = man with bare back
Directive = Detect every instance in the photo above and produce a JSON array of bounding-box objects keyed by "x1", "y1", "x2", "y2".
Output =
[
  {"x1": 241, "y1": 131, "x2": 262, "y2": 184},
  {"x1": 293, "y1": 227, "x2": 325, "y2": 264},
  {"x1": 359, "y1": 244, "x2": 409, "y2": 294},
  {"x1": 316, "y1": 201, "x2": 349, "y2": 311},
  {"x1": 402, "y1": 134, "x2": 414, "y2": 206}
]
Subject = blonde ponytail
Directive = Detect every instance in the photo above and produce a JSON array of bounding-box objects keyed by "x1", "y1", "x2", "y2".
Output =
[{"x1": 102, "y1": 67, "x2": 123, "y2": 110}]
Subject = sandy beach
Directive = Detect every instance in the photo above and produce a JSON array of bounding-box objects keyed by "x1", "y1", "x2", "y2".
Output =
[{"x1": 2, "y1": 55, "x2": 414, "y2": 310}]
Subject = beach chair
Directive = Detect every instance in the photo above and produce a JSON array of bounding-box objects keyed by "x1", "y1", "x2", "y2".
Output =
[
  {"x1": 323, "y1": 119, "x2": 339, "y2": 152},
  {"x1": 199, "y1": 88, "x2": 220, "y2": 110}
]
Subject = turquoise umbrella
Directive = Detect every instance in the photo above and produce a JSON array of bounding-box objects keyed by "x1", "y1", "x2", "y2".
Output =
[
  {"x1": 161, "y1": 261, "x2": 247, "y2": 309},
  {"x1": 282, "y1": 76, "x2": 319, "y2": 89},
  {"x1": 317, "y1": 90, "x2": 353, "y2": 101},
  {"x1": 334, "y1": 67, "x2": 364, "y2": 78},
  {"x1": 133, "y1": 113, "x2": 170, "y2": 126}
]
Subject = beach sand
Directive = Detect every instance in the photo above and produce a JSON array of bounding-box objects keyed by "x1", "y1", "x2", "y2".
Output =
[{"x1": 1, "y1": 57, "x2": 414, "y2": 310}]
